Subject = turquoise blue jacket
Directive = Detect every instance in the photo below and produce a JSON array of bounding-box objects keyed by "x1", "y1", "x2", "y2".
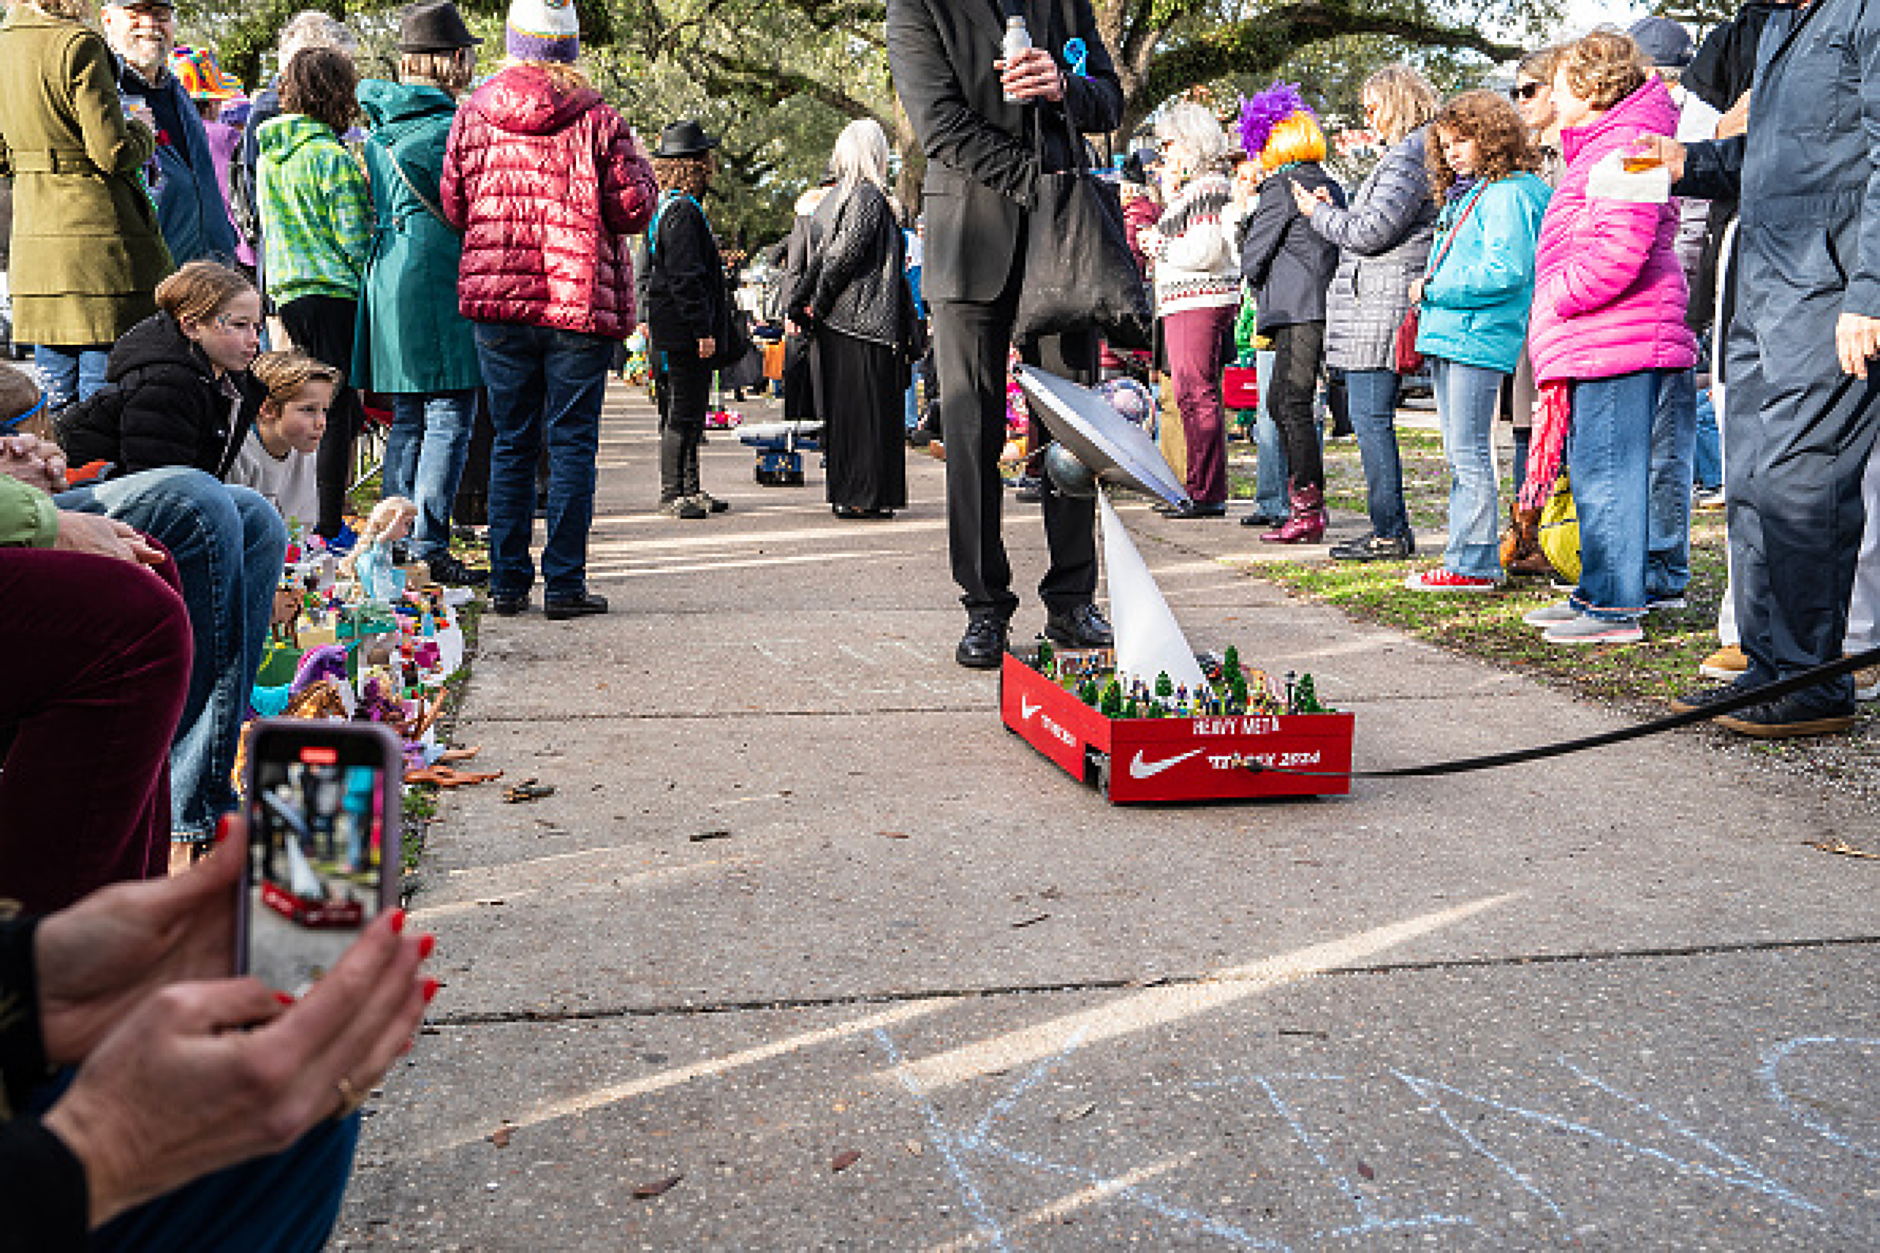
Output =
[{"x1": 1414, "y1": 172, "x2": 1550, "y2": 373}]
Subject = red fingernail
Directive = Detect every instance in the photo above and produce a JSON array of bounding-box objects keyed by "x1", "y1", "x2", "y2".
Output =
[
  {"x1": 215, "y1": 814, "x2": 236, "y2": 845},
  {"x1": 389, "y1": 908, "x2": 407, "y2": 934},
  {"x1": 274, "y1": 991, "x2": 295, "y2": 1006},
  {"x1": 417, "y1": 933, "x2": 436, "y2": 959},
  {"x1": 421, "y1": 977, "x2": 441, "y2": 1003}
]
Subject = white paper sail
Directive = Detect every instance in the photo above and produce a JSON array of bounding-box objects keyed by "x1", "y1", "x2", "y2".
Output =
[
  {"x1": 285, "y1": 834, "x2": 326, "y2": 899},
  {"x1": 1100, "y1": 494, "x2": 1207, "y2": 695}
]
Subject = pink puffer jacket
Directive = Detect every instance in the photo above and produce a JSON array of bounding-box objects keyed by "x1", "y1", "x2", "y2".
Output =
[
  {"x1": 1527, "y1": 76, "x2": 1696, "y2": 384},
  {"x1": 440, "y1": 65, "x2": 656, "y2": 339}
]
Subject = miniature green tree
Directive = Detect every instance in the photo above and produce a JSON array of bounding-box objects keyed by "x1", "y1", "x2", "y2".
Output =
[
  {"x1": 1100, "y1": 680, "x2": 1123, "y2": 719},
  {"x1": 1035, "y1": 639, "x2": 1054, "y2": 673},
  {"x1": 1222, "y1": 645, "x2": 1240, "y2": 677},
  {"x1": 1077, "y1": 678, "x2": 1099, "y2": 707},
  {"x1": 1228, "y1": 672, "x2": 1249, "y2": 712},
  {"x1": 1293, "y1": 673, "x2": 1326, "y2": 714},
  {"x1": 1154, "y1": 671, "x2": 1173, "y2": 700}
]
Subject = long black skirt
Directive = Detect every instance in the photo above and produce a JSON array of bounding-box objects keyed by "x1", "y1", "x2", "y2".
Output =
[{"x1": 816, "y1": 328, "x2": 907, "y2": 512}]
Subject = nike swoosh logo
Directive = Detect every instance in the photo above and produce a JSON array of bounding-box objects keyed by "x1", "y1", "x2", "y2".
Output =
[
  {"x1": 1020, "y1": 698, "x2": 1042, "y2": 719},
  {"x1": 1129, "y1": 749, "x2": 1202, "y2": 779}
]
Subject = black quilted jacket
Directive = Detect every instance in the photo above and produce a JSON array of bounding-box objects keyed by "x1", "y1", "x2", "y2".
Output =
[
  {"x1": 806, "y1": 181, "x2": 905, "y2": 348},
  {"x1": 53, "y1": 311, "x2": 263, "y2": 478}
]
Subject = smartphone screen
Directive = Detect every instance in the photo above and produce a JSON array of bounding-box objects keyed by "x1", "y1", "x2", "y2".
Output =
[{"x1": 238, "y1": 720, "x2": 403, "y2": 995}]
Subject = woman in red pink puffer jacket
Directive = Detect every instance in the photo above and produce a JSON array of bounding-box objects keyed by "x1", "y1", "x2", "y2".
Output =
[
  {"x1": 439, "y1": 0, "x2": 655, "y2": 619},
  {"x1": 1524, "y1": 30, "x2": 1697, "y2": 646}
]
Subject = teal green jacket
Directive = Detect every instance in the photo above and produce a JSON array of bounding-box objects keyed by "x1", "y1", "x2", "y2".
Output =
[
  {"x1": 1414, "y1": 173, "x2": 1551, "y2": 374},
  {"x1": 0, "y1": 476, "x2": 57, "y2": 546},
  {"x1": 355, "y1": 80, "x2": 480, "y2": 394},
  {"x1": 256, "y1": 114, "x2": 370, "y2": 305}
]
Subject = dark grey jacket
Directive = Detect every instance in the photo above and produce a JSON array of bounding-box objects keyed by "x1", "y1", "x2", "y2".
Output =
[
  {"x1": 807, "y1": 181, "x2": 904, "y2": 347},
  {"x1": 1309, "y1": 128, "x2": 1435, "y2": 371},
  {"x1": 1238, "y1": 161, "x2": 1345, "y2": 332}
]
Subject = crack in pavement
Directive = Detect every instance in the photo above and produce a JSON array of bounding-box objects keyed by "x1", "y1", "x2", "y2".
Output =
[{"x1": 421, "y1": 931, "x2": 1880, "y2": 1030}]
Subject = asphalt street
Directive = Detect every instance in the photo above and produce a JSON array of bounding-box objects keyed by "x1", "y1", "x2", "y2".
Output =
[{"x1": 334, "y1": 383, "x2": 1877, "y2": 1250}]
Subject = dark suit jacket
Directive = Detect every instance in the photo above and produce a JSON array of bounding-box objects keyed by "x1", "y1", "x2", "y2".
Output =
[{"x1": 887, "y1": 0, "x2": 1123, "y2": 303}]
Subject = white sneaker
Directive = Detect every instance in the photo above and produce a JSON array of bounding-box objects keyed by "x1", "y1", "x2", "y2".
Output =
[
  {"x1": 1522, "y1": 601, "x2": 1578, "y2": 628},
  {"x1": 1543, "y1": 614, "x2": 1644, "y2": 645}
]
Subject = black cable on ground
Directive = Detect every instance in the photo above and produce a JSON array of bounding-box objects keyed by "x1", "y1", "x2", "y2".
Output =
[{"x1": 1246, "y1": 643, "x2": 1880, "y2": 780}]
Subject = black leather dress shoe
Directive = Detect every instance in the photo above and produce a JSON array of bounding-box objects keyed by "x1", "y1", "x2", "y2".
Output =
[
  {"x1": 1044, "y1": 603, "x2": 1113, "y2": 648},
  {"x1": 1153, "y1": 500, "x2": 1227, "y2": 519},
  {"x1": 489, "y1": 593, "x2": 530, "y2": 617},
  {"x1": 544, "y1": 591, "x2": 610, "y2": 621},
  {"x1": 955, "y1": 616, "x2": 1009, "y2": 669}
]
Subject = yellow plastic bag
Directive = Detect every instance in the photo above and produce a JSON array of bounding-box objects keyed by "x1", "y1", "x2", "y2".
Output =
[{"x1": 1537, "y1": 471, "x2": 1581, "y2": 583}]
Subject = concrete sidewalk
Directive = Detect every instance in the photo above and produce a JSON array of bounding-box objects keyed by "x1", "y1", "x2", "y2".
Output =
[{"x1": 336, "y1": 383, "x2": 1877, "y2": 1250}]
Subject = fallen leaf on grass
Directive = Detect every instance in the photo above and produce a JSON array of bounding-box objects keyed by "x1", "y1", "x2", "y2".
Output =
[
  {"x1": 831, "y1": 1150, "x2": 862, "y2": 1173},
  {"x1": 633, "y1": 1174, "x2": 683, "y2": 1199},
  {"x1": 1805, "y1": 839, "x2": 1879, "y2": 860}
]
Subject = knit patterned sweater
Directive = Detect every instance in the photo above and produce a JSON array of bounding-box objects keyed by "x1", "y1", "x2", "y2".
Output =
[{"x1": 1147, "y1": 172, "x2": 1240, "y2": 314}]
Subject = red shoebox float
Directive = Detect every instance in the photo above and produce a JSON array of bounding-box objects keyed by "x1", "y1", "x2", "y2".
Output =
[{"x1": 1000, "y1": 650, "x2": 1355, "y2": 804}]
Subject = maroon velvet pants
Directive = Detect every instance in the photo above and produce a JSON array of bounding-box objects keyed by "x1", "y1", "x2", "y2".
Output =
[
  {"x1": 0, "y1": 547, "x2": 191, "y2": 913},
  {"x1": 1163, "y1": 304, "x2": 1237, "y2": 505}
]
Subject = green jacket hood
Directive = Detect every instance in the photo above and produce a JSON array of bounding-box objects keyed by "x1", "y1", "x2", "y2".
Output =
[
  {"x1": 257, "y1": 113, "x2": 343, "y2": 162},
  {"x1": 357, "y1": 79, "x2": 456, "y2": 130}
]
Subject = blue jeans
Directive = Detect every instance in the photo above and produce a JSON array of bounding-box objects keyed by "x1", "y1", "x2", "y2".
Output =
[
  {"x1": 1693, "y1": 384, "x2": 1722, "y2": 491},
  {"x1": 474, "y1": 322, "x2": 613, "y2": 600},
  {"x1": 1646, "y1": 367, "x2": 1698, "y2": 601},
  {"x1": 34, "y1": 344, "x2": 110, "y2": 408},
  {"x1": 1253, "y1": 349, "x2": 1287, "y2": 518},
  {"x1": 904, "y1": 376, "x2": 921, "y2": 431},
  {"x1": 383, "y1": 390, "x2": 478, "y2": 562},
  {"x1": 1431, "y1": 357, "x2": 1506, "y2": 580},
  {"x1": 1345, "y1": 367, "x2": 1412, "y2": 541},
  {"x1": 1568, "y1": 370, "x2": 1669, "y2": 622},
  {"x1": 57, "y1": 469, "x2": 287, "y2": 837}
]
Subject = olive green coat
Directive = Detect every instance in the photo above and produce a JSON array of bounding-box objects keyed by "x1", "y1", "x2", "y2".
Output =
[{"x1": 0, "y1": 6, "x2": 173, "y2": 346}]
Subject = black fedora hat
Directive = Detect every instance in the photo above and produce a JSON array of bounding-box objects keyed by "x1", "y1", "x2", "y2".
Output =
[
  {"x1": 399, "y1": 1, "x2": 481, "y2": 53},
  {"x1": 652, "y1": 119, "x2": 721, "y2": 158}
]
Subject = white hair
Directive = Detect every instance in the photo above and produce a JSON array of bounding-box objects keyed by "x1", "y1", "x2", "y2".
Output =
[
  {"x1": 1154, "y1": 101, "x2": 1229, "y2": 166},
  {"x1": 829, "y1": 118, "x2": 890, "y2": 196},
  {"x1": 277, "y1": 10, "x2": 358, "y2": 70}
]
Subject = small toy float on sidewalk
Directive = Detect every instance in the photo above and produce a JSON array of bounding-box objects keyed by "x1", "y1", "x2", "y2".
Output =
[{"x1": 999, "y1": 367, "x2": 1354, "y2": 804}]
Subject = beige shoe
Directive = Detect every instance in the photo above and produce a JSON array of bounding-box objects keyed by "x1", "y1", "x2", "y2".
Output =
[
  {"x1": 1850, "y1": 657, "x2": 1880, "y2": 702},
  {"x1": 1699, "y1": 644, "x2": 1747, "y2": 681}
]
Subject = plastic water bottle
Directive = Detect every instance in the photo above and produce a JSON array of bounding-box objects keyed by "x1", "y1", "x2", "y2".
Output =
[{"x1": 1001, "y1": 5, "x2": 1032, "y2": 104}]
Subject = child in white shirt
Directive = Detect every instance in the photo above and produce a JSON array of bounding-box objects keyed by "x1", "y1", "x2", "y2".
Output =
[{"x1": 227, "y1": 351, "x2": 337, "y2": 530}]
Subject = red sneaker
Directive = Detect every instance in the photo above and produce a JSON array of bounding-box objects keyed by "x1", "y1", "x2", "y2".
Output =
[{"x1": 1403, "y1": 568, "x2": 1499, "y2": 592}]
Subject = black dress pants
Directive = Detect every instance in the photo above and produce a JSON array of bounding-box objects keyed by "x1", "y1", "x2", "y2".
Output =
[
  {"x1": 1268, "y1": 320, "x2": 1326, "y2": 495},
  {"x1": 653, "y1": 349, "x2": 712, "y2": 501},
  {"x1": 928, "y1": 241, "x2": 1097, "y2": 621}
]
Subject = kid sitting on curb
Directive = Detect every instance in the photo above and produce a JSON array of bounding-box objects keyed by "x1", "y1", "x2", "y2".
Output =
[{"x1": 226, "y1": 352, "x2": 337, "y2": 530}]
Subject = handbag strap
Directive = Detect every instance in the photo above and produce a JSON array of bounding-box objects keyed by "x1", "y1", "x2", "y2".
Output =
[
  {"x1": 1422, "y1": 182, "x2": 1485, "y2": 285},
  {"x1": 370, "y1": 134, "x2": 455, "y2": 232}
]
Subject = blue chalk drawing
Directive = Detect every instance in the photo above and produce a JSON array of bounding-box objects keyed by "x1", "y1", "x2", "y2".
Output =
[
  {"x1": 1761, "y1": 1036, "x2": 1880, "y2": 1161},
  {"x1": 877, "y1": 1028, "x2": 1013, "y2": 1252}
]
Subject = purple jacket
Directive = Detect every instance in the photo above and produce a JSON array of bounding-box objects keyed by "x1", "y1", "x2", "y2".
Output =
[{"x1": 1528, "y1": 77, "x2": 1696, "y2": 384}]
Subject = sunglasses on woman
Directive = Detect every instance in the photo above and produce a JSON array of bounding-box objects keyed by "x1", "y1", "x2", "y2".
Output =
[{"x1": 1510, "y1": 81, "x2": 1542, "y2": 101}]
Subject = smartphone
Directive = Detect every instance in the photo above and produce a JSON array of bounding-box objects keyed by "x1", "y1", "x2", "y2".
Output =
[{"x1": 236, "y1": 719, "x2": 403, "y2": 995}]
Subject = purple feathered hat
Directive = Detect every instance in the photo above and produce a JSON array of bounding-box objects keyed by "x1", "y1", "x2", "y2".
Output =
[{"x1": 1237, "y1": 82, "x2": 1312, "y2": 160}]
